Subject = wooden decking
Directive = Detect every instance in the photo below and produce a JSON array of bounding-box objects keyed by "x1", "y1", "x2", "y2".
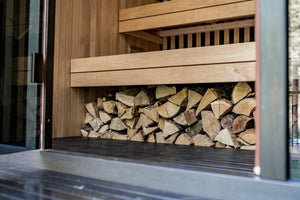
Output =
[
  {"x1": 52, "y1": 137, "x2": 255, "y2": 177},
  {"x1": 0, "y1": 162, "x2": 201, "y2": 200}
]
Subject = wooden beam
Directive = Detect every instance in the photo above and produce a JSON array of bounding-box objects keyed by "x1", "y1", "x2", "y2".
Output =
[
  {"x1": 119, "y1": 1, "x2": 255, "y2": 33},
  {"x1": 158, "y1": 19, "x2": 254, "y2": 37},
  {"x1": 124, "y1": 31, "x2": 163, "y2": 44},
  {"x1": 71, "y1": 62, "x2": 256, "y2": 87},
  {"x1": 71, "y1": 42, "x2": 256, "y2": 73},
  {"x1": 119, "y1": 0, "x2": 254, "y2": 21}
]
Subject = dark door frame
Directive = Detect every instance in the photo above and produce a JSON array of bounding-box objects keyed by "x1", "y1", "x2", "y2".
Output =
[{"x1": 258, "y1": 0, "x2": 289, "y2": 180}]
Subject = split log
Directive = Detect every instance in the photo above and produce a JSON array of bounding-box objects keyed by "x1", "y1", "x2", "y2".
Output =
[
  {"x1": 97, "y1": 97, "x2": 106, "y2": 109},
  {"x1": 110, "y1": 118, "x2": 127, "y2": 131},
  {"x1": 142, "y1": 126, "x2": 159, "y2": 136},
  {"x1": 116, "y1": 88, "x2": 139, "y2": 107},
  {"x1": 120, "y1": 107, "x2": 137, "y2": 120},
  {"x1": 84, "y1": 113, "x2": 94, "y2": 124},
  {"x1": 99, "y1": 110, "x2": 112, "y2": 124},
  {"x1": 193, "y1": 134, "x2": 214, "y2": 147},
  {"x1": 156, "y1": 85, "x2": 176, "y2": 99},
  {"x1": 125, "y1": 118, "x2": 138, "y2": 129},
  {"x1": 232, "y1": 115, "x2": 253, "y2": 133},
  {"x1": 231, "y1": 82, "x2": 252, "y2": 104},
  {"x1": 215, "y1": 141, "x2": 226, "y2": 148},
  {"x1": 165, "y1": 133, "x2": 179, "y2": 144},
  {"x1": 88, "y1": 131, "x2": 101, "y2": 138},
  {"x1": 237, "y1": 129, "x2": 256, "y2": 145},
  {"x1": 186, "y1": 120, "x2": 203, "y2": 137},
  {"x1": 112, "y1": 132, "x2": 129, "y2": 141},
  {"x1": 116, "y1": 102, "x2": 128, "y2": 117},
  {"x1": 85, "y1": 102, "x2": 98, "y2": 118},
  {"x1": 173, "y1": 112, "x2": 188, "y2": 126},
  {"x1": 101, "y1": 131, "x2": 113, "y2": 139},
  {"x1": 157, "y1": 102, "x2": 180, "y2": 118},
  {"x1": 211, "y1": 99, "x2": 232, "y2": 119},
  {"x1": 186, "y1": 90, "x2": 202, "y2": 111},
  {"x1": 162, "y1": 120, "x2": 181, "y2": 137},
  {"x1": 221, "y1": 114, "x2": 235, "y2": 129},
  {"x1": 98, "y1": 124, "x2": 109, "y2": 134},
  {"x1": 240, "y1": 145, "x2": 256, "y2": 150},
  {"x1": 196, "y1": 89, "x2": 218, "y2": 116},
  {"x1": 139, "y1": 104, "x2": 159, "y2": 122},
  {"x1": 127, "y1": 129, "x2": 138, "y2": 138},
  {"x1": 103, "y1": 101, "x2": 117, "y2": 114},
  {"x1": 184, "y1": 109, "x2": 197, "y2": 126},
  {"x1": 89, "y1": 118, "x2": 103, "y2": 132},
  {"x1": 214, "y1": 128, "x2": 240, "y2": 148},
  {"x1": 175, "y1": 133, "x2": 193, "y2": 145},
  {"x1": 156, "y1": 132, "x2": 166, "y2": 144},
  {"x1": 135, "y1": 113, "x2": 154, "y2": 129},
  {"x1": 81, "y1": 129, "x2": 89, "y2": 137},
  {"x1": 232, "y1": 98, "x2": 256, "y2": 116},
  {"x1": 147, "y1": 134, "x2": 156, "y2": 143},
  {"x1": 214, "y1": 128, "x2": 234, "y2": 146},
  {"x1": 134, "y1": 90, "x2": 153, "y2": 106},
  {"x1": 158, "y1": 118, "x2": 166, "y2": 130},
  {"x1": 168, "y1": 88, "x2": 188, "y2": 106},
  {"x1": 131, "y1": 132, "x2": 144, "y2": 142},
  {"x1": 201, "y1": 111, "x2": 221, "y2": 140}
]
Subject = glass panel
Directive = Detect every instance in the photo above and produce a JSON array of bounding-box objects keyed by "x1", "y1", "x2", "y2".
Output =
[
  {"x1": 289, "y1": 0, "x2": 300, "y2": 180},
  {"x1": 0, "y1": 0, "x2": 44, "y2": 149}
]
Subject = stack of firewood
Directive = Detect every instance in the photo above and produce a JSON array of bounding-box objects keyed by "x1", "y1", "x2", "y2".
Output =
[{"x1": 81, "y1": 83, "x2": 256, "y2": 150}]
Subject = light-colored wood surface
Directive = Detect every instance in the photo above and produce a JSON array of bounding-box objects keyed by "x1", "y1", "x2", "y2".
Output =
[
  {"x1": 52, "y1": 0, "x2": 156, "y2": 138},
  {"x1": 71, "y1": 62, "x2": 256, "y2": 87},
  {"x1": 119, "y1": 0, "x2": 253, "y2": 21},
  {"x1": 124, "y1": 31, "x2": 163, "y2": 44},
  {"x1": 72, "y1": 42, "x2": 256, "y2": 73},
  {"x1": 119, "y1": 1, "x2": 255, "y2": 33},
  {"x1": 158, "y1": 19, "x2": 254, "y2": 37}
]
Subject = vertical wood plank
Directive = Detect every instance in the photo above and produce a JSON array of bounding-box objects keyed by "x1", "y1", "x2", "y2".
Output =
[
  {"x1": 205, "y1": 32, "x2": 210, "y2": 46},
  {"x1": 179, "y1": 35, "x2": 184, "y2": 49},
  {"x1": 188, "y1": 33, "x2": 193, "y2": 48},
  {"x1": 234, "y1": 27, "x2": 240, "y2": 43},
  {"x1": 163, "y1": 37, "x2": 168, "y2": 50},
  {"x1": 244, "y1": 27, "x2": 250, "y2": 42},
  {"x1": 170, "y1": 35, "x2": 175, "y2": 49},
  {"x1": 196, "y1": 32, "x2": 201, "y2": 47},
  {"x1": 214, "y1": 30, "x2": 220, "y2": 45},
  {"x1": 224, "y1": 29, "x2": 230, "y2": 44}
]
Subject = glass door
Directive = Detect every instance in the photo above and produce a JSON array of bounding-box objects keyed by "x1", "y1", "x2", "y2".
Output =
[{"x1": 0, "y1": 0, "x2": 46, "y2": 149}]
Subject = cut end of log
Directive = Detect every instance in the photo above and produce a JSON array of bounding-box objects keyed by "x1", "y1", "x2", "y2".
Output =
[
  {"x1": 211, "y1": 99, "x2": 232, "y2": 119},
  {"x1": 196, "y1": 88, "x2": 218, "y2": 116},
  {"x1": 201, "y1": 110, "x2": 221, "y2": 140},
  {"x1": 168, "y1": 88, "x2": 188, "y2": 106},
  {"x1": 156, "y1": 85, "x2": 176, "y2": 99},
  {"x1": 175, "y1": 133, "x2": 193, "y2": 146},
  {"x1": 232, "y1": 82, "x2": 252, "y2": 104},
  {"x1": 162, "y1": 120, "x2": 181, "y2": 137},
  {"x1": 193, "y1": 134, "x2": 214, "y2": 147},
  {"x1": 186, "y1": 90, "x2": 202, "y2": 111},
  {"x1": 232, "y1": 98, "x2": 256, "y2": 116},
  {"x1": 157, "y1": 102, "x2": 180, "y2": 118}
]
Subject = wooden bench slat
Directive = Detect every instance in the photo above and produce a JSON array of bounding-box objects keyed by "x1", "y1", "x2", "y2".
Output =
[
  {"x1": 119, "y1": 0, "x2": 253, "y2": 21},
  {"x1": 71, "y1": 62, "x2": 256, "y2": 87},
  {"x1": 119, "y1": 1, "x2": 255, "y2": 33},
  {"x1": 71, "y1": 42, "x2": 256, "y2": 73}
]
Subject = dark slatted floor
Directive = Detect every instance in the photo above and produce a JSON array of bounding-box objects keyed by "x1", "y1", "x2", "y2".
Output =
[
  {"x1": 0, "y1": 162, "x2": 202, "y2": 200},
  {"x1": 0, "y1": 144, "x2": 26, "y2": 155},
  {"x1": 53, "y1": 137, "x2": 255, "y2": 177}
]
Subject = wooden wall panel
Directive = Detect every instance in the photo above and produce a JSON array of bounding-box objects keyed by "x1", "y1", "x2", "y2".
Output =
[{"x1": 53, "y1": 0, "x2": 159, "y2": 138}]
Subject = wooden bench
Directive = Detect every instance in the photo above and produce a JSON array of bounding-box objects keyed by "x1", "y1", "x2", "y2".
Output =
[{"x1": 71, "y1": 0, "x2": 256, "y2": 87}]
